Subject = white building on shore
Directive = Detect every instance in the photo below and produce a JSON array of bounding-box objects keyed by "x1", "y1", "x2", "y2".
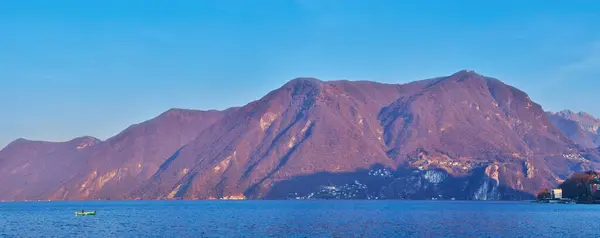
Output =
[{"x1": 551, "y1": 189, "x2": 562, "y2": 199}]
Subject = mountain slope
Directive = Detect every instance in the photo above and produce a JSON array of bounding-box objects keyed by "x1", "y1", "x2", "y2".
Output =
[
  {"x1": 136, "y1": 78, "x2": 430, "y2": 199},
  {"x1": 377, "y1": 70, "x2": 590, "y2": 199},
  {"x1": 2, "y1": 71, "x2": 599, "y2": 201},
  {"x1": 0, "y1": 137, "x2": 100, "y2": 200},
  {"x1": 0, "y1": 108, "x2": 236, "y2": 200},
  {"x1": 137, "y1": 71, "x2": 598, "y2": 200},
  {"x1": 380, "y1": 70, "x2": 574, "y2": 159}
]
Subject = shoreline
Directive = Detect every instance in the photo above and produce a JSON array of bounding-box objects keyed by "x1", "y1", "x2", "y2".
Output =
[{"x1": 0, "y1": 199, "x2": 538, "y2": 203}]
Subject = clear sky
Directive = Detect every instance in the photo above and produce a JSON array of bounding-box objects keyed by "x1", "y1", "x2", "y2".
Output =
[{"x1": 1, "y1": 0, "x2": 599, "y2": 148}]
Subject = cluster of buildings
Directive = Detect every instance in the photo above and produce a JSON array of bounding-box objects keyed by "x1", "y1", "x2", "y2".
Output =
[
  {"x1": 539, "y1": 172, "x2": 600, "y2": 203},
  {"x1": 545, "y1": 176, "x2": 600, "y2": 203}
]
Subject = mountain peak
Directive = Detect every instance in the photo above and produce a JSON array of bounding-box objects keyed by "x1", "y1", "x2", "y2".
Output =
[
  {"x1": 6, "y1": 138, "x2": 43, "y2": 146},
  {"x1": 284, "y1": 77, "x2": 322, "y2": 87},
  {"x1": 555, "y1": 110, "x2": 599, "y2": 121},
  {"x1": 7, "y1": 136, "x2": 100, "y2": 146},
  {"x1": 550, "y1": 109, "x2": 600, "y2": 144},
  {"x1": 69, "y1": 136, "x2": 100, "y2": 142},
  {"x1": 1, "y1": 136, "x2": 101, "y2": 153},
  {"x1": 428, "y1": 70, "x2": 490, "y2": 87},
  {"x1": 12, "y1": 138, "x2": 29, "y2": 143},
  {"x1": 450, "y1": 69, "x2": 482, "y2": 78},
  {"x1": 557, "y1": 109, "x2": 575, "y2": 115},
  {"x1": 3, "y1": 138, "x2": 31, "y2": 149},
  {"x1": 577, "y1": 111, "x2": 597, "y2": 119},
  {"x1": 419, "y1": 69, "x2": 491, "y2": 91},
  {"x1": 275, "y1": 77, "x2": 325, "y2": 98}
]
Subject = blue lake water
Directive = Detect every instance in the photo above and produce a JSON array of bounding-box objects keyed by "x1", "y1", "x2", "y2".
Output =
[{"x1": 0, "y1": 200, "x2": 597, "y2": 237}]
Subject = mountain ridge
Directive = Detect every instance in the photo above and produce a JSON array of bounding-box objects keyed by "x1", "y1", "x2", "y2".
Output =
[
  {"x1": 547, "y1": 110, "x2": 600, "y2": 148},
  {"x1": 1, "y1": 70, "x2": 598, "y2": 201}
]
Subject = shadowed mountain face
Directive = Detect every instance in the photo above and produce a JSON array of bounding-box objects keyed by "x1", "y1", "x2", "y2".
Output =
[
  {"x1": 1, "y1": 71, "x2": 599, "y2": 201},
  {"x1": 548, "y1": 110, "x2": 600, "y2": 148},
  {"x1": 376, "y1": 71, "x2": 591, "y2": 198}
]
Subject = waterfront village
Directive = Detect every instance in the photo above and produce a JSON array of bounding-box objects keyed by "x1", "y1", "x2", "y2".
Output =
[{"x1": 537, "y1": 171, "x2": 600, "y2": 204}]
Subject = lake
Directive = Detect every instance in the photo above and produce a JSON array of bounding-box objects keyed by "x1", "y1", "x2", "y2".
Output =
[{"x1": 0, "y1": 200, "x2": 596, "y2": 237}]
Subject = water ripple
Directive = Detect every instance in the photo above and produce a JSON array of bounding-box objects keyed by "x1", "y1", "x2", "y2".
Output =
[{"x1": 0, "y1": 201, "x2": 597, "y2": 237}]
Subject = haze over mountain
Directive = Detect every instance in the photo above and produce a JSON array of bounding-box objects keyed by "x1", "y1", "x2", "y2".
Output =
[
  {"x1": 1, "y1": 70, "x2": 599, "y2": 201},
  {"x1": 547, "y1": 110, "x2": 600, "y2": 149}
]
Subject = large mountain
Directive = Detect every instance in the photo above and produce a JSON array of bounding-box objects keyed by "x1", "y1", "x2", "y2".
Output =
[
  {"x1": 135, "y1": 78, "x2": 427, "y2": 200},
  {"x1": 547, "y1": 110, "x2": 600, "y2": 148},
  {"x1": 1, "y1": 70, "x2": 598, "y2": 201}
]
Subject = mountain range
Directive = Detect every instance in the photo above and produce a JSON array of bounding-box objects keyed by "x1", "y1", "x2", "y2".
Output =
[
  {"x1": 547, "y1": 110, "x2": 600, "y2": 149},
  {"x1": 1, "y1": 70, "x2": 599, "y2": 201}
]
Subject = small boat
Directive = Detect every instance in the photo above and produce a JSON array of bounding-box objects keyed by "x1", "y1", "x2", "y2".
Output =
[{"x1": 75, "y1": 211, "x2": 96, "y2": 216}]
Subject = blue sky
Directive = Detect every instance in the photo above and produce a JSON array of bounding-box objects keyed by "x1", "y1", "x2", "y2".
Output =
[{"x1": 1, "y1": 0, "x2": 599, "y2": 148}]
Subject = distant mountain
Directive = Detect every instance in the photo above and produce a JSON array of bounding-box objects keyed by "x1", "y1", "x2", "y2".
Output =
[
  {"x1": 1, "y1": 70, "x2": 599, "y2": 201},
  {"x1": 554, "y1": 110, "x2": 600, "y2": 132},
  {"x1": 547, "y1": 110, "x2": 600, "y2": 148},
  {"x1": 0, "y1": 136, "x2": 100, "y2": 200},
  {"x1": 0, "y1": 108, "x2": 236, "y2": 200}
]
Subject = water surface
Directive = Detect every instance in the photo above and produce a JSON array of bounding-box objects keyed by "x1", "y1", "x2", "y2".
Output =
[{"x1": 0, "y1": 200, "x2": 596, "y2": 237}]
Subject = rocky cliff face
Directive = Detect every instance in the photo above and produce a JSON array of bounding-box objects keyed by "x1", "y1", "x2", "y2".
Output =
[{"x1": 1, "y1": 70, "x2": 598, "y2": 201}]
